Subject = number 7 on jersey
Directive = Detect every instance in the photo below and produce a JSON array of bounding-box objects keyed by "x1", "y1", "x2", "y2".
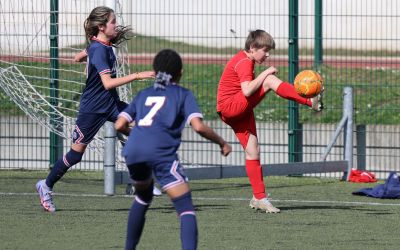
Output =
[{"x1": 138, "y1": 96, "x2": 166, "y2": 126}]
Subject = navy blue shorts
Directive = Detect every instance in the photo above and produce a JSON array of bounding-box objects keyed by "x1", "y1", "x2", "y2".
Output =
[
  {"x1": 127, "y1": 160, "x2": 188, "y2": 191},
  {"x1": 72, "y1": 101, "x2": 127, "y2": 145}
]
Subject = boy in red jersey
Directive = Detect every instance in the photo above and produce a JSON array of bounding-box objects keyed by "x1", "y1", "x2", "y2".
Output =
[{"x1": 216, "y1": 30, "x2": 323, "y2": 213}]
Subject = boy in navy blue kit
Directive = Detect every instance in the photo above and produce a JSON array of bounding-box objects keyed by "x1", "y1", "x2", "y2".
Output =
[
  {"x1": 35, "y1": 6, "x2": 154, "y2": 213},
  {"x1": 115, "y1": 49, "x2": 232, "y2": 250}
]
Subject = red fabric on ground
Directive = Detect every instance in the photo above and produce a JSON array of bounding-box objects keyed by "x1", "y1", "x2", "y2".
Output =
[{"x1": 349, "y1": 169, "x2": 377, "y2": 183}]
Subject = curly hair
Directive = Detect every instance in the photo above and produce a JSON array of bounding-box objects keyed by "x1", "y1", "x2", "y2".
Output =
[{"x1": 152, "y1": 49, "x2": 183, "y2": 82}]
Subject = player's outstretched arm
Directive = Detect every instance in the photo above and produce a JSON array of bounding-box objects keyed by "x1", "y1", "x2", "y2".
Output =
[
  {"x1": 190, "y1": 117, "x2": 232, "y2": 156},
  {"x1": 241, "y1": 66, "x2": 278, "y2": 96},
  {"x1": 74, "y1": 49, "x2": 88, "y2": 62},
  {"x1": 115, "y1": 115, "x2": 131, "y2": 136},
  {"x1": 100, "y1": 71, "x2": 155, "y2": 90}
]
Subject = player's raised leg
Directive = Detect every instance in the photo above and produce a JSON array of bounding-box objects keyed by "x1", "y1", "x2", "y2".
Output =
[
  {"x1": 36, "y1": 144, "x2": 85, "y2": 212},
  {"x1": 262, "y1": 74, "x2": 324, "y2": 111}
]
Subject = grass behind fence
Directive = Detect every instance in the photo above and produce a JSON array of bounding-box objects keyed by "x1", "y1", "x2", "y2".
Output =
[
  {"x1": 1, "y1": 60, "x2": 400, "y2": 124},
  {"x1": 1, "y1": 170, "x2": 400, "y2": 250}
]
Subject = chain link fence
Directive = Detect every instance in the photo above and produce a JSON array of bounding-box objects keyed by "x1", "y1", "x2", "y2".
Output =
[{"x1": 1, "y1": 0, "x2": 399, "y2": 179}]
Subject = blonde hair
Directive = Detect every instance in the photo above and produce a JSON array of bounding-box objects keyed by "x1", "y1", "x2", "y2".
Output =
[
  {"x1": 84, "y1": 6, "x2": 132, "y2": 47},
  {"x1": 244, "y1": 30, "x2": 275, "y2": 51}
]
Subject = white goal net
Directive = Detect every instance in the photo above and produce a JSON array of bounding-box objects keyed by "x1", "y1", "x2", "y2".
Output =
[{"x1": 0, "y1": 0, "x2": 132, "y2": 169}]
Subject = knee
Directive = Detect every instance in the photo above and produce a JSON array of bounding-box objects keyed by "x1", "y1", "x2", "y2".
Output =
[
  {"x1": 245, "y1": 150, "x2": 260, "y2": 160},
  {"x1": 65, "y1": 149, "x2": 84, "y2": 166},
  {"x1": 172, "y1": 192, "x2": 195, "y2": 216},
  {"x1": 263, "y1": 74, "x2": 282, "y2": 92},
  {"x1": 245, "y1": 143, "x2": 260, "y2": 159},
  {"x1": 134, "y1": 180, "x2": 154, "y2": 204}
]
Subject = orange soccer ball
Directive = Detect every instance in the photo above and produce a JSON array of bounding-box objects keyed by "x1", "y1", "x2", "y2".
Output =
[{"x1": 294, "y1": 70, "x2": 323, "y2": 98}]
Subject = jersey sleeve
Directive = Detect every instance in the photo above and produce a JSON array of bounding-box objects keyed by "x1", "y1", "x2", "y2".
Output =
[
  {"x1": 90, "y1": 46, "x2": 112, "y2": 75},
  {"x1": 183, "y1": 90, "x2": 203, "y2": 124},
  {"x1": 235, "y1": 59, "x2": 254, "y2": 83}
]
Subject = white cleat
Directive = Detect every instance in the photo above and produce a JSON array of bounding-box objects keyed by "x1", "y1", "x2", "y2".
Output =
[
  {"x1": 249, "y1": 196, "x2": 280, "y2": 213},
  {"x1": 311, "y1": 87, "x2": 324, "y2": 112},
  {"x1": 153, "y1": 186, "x2": 162, "y2": 196},
  {"x1": 127, "y1": 185, "x2": 163, "y2": 196},
  {"x1": 36, "y1": 179, "x2": 56, "y2": 213}
]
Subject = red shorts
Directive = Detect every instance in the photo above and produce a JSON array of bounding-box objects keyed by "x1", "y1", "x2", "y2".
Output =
[{"x1": 218, "y1": 87, "x2": 266, "y2": 148}]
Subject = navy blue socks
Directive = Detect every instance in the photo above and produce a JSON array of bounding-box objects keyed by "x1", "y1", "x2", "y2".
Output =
[
  {"x1": 172, "y1": 192, "x2": 198, "y2": 250},
  {"x1": 45, "y1": 149, "x2": 83, "y2": 188},
  {"x1": 125, "y1": 188, "x2": 197, "y2": 250},
  {"x1": 125, "y1": 182, "x2": 154, "y2": 250}
]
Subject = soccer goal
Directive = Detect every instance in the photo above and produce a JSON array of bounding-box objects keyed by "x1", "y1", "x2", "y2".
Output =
[{"x1": 0, "y1": 0, "x2": 132, "y2": 170}]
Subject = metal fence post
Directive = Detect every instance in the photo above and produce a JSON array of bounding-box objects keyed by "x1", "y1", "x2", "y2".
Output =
[
  {"x1": 104, "y1": 121, "x2": 116, "y2": 195},
  {"x1": 49, "y1": 0, "x2": 63, "y2": 168},
  {"x1": 343, "y1": 87, "x2": 353, "y2": 180},
  {"x1": 314, "y1": 0, "x2": 323, "y2": 69},
  {"x1": 288, "y1": 0, "x2": 300, "y2": 163},
  {"x1": 356, "y1": 124, "x2": 366, "y2": 170},
  {"x1": 103, "y1": 0, "x2": 118, "y2": 196}
]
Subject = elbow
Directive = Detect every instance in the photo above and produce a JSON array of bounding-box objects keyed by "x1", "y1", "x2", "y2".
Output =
[
  {"x1": 190, "y1": 117, "x2": 206, "y2": 134},
  {"x1": 101, "y1": 75, "x2": 116, "y2": 90},
  {"x1": 115, "y1": 122, "x2": 126, "y2": 134},
  {"x1": 103, "y1": 83, "x2": 113, "y2": 90},
  {"x1": 114, "y1": 123, "x2": 123, "y2": 132},
  {"x1": 242, "y1": 89, "x2": 252, "y2": 97},
  {"x1": 193, "y1": 126, "x2": 202, "y2": 134},
  {"x1": 193, "y1": 124, "x2": 206, "y2": 135},
  {"x1": 191, "y1": 122, "x2": 203, "y2": 134},
  {"x1": 74, "y1": 55, "x2": 83, "y2": 62}
]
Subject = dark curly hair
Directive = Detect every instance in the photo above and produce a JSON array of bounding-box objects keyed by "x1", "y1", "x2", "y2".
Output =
[{"x1": 153, "y1": 49, "x2": 183, "y2": 82}]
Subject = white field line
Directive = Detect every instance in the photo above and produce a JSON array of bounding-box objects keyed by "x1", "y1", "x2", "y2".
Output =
[{"x1": 1, "y1": 192, "x2": 400, "y2": 207}]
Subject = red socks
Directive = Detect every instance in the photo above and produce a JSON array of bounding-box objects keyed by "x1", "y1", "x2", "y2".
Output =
[
  {"x1": 276, "y1": 82, "x2": 312, "y2": 107},
  {"x1": 245, "y1": 159, "x2": 266, "y2": 199}
]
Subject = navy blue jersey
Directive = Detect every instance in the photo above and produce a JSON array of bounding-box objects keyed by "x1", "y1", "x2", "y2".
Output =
[
  {"x1": 79, "y1": 37, "x2": 121, "y2": 113},
  {"x1": 120, "y1": 84, "x2": 203, "y2": 165}
]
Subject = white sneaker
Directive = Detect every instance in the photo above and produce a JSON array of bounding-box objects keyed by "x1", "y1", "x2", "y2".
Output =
[
  {"x1": 249, "y1": 196, "x2": 280, "y2": 213},
  {"x1": 36, "y1": 179, "x2": 56, "y2": 213},
  {"x1": 153, "y1": 186, "x2": 162, "y2": 196},
  {"x1": 127, "y1": 185, "x2": 163, "y2": 196}
]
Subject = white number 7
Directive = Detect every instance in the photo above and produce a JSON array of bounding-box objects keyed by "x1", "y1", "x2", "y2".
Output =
[{"x1": 138, "y1": 96, "x2": 166, "y2": 126}]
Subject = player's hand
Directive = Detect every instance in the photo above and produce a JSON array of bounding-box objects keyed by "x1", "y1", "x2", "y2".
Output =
[
  {"x1": 220, "y1": 142, "x2": 232, "y2": 156},
  {"x1": 264, "y1": 66, "x2": 278, "y2": 76},
  {"x1": 136, "y1": 71, "x2": 156, "y2": 80}
]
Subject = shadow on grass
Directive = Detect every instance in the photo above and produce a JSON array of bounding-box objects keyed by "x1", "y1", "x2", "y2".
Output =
[
  {"x1": 278, "y1": 205, "x2": 394, "y2": 214},
  {"x1": 191, "y1": 181, "x2": 338, "y2": 193},
  {"x1": 56, "y1": 204, "x2": 230, "y2": 213},
  {"x1": 191, "y1": 183, "x2": 250, "y2": 192},
  {"x1": 150, "y1": 204, "x2": 230, "y2": 213}
]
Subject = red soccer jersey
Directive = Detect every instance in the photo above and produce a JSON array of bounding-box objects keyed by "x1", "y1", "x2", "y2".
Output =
[{"x1": 216, "y1": 50, "x2": 254, "y2": 111}]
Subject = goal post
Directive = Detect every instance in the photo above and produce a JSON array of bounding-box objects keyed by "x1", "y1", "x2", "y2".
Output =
[{"x1": 0, "y1": 0, "x2": 132, "y2": 174}]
